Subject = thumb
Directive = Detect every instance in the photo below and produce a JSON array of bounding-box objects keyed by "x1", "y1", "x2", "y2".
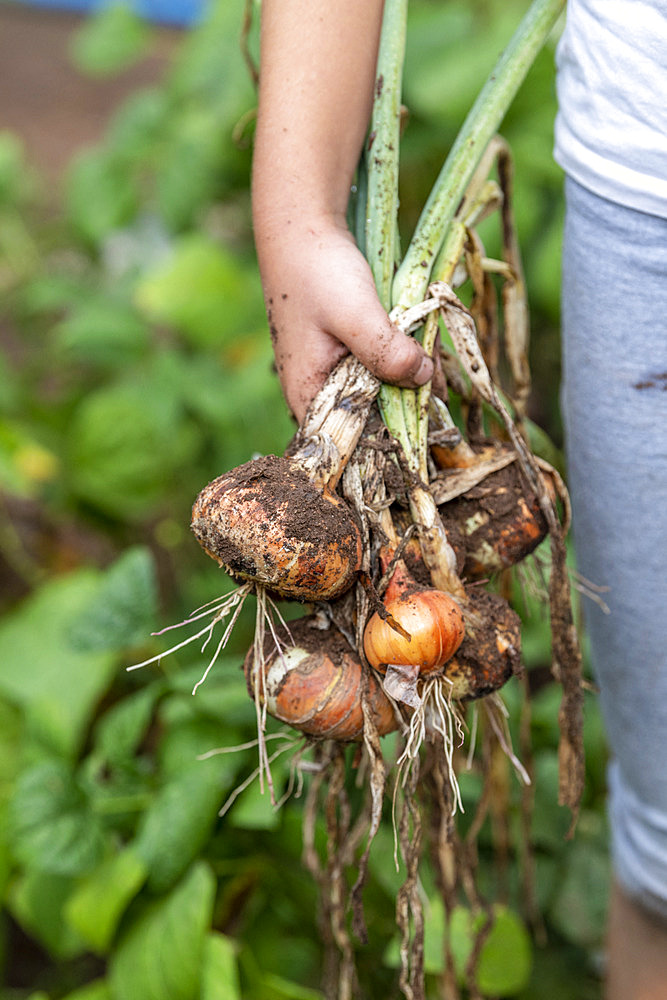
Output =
[{"x1": 330, "y1": 288, "x2": 435, "y2": 390}]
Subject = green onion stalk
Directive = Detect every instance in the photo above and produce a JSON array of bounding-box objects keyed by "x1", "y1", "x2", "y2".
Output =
[{"x1": 362, "y1": 0, "x2": 566, "y2": 593}]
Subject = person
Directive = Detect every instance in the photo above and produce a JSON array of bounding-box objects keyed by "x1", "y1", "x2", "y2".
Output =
[{"x1": 251, "y1": 2, "x2": 667, "y2": 998}]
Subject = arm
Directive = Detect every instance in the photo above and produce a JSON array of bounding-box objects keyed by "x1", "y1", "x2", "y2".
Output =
[{"x1": 252, "y1": 0, "x2": 434, "y2": 424}]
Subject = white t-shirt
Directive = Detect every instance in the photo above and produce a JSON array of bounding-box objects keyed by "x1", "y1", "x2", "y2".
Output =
[{"x1": 554, "y1": 0, "x2": 667, "y2": 218}]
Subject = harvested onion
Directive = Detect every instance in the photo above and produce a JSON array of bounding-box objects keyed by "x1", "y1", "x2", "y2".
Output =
[
  {"x1": 440, "y1": 589, "x2": 521, "y2": 701},
  {"x1": 364, "y1": 588, "x2": 465, "y2": 679},
  {"x1": 363, "y1": 558, "x2": 465, "y2": 707},
  {"x1": 245, "y1": 618, "x2": 398, "y2": 741},
  {"x1": 191, "y1": 454, "x2": 362, "y2": 602}
]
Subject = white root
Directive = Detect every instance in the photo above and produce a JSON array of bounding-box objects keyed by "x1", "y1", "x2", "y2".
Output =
[
  {"x1": 126, "y1": 583, "x2": 254, "y2": 684},
  {"x1": 484, "y1": 693, "x2": 531, "y2": 787}
]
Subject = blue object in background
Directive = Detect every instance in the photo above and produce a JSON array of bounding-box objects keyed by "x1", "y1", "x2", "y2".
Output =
[{"x1": 9, "y1": 0, "x2": 205, "y2": 27}]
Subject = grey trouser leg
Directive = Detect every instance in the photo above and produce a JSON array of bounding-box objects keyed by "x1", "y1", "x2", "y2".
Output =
[{"x1": 561, "y1": 176, "x2": 667, "y2": 918}]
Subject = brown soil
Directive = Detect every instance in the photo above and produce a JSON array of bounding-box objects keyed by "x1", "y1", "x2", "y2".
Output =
[
  {"x1": 446, "y1": 588, "x2": 522, "y2": 701},
  {"x1": 439, "y1": 463, "x2": 547, "y2": 580},
  {"x1": 191, "y1": 455, "x2": 362, "y2": 601}
]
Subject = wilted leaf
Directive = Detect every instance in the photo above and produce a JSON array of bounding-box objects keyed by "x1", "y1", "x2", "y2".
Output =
[{"x1": 108, "y1": 862, "x2": 216, "y2": 1000}]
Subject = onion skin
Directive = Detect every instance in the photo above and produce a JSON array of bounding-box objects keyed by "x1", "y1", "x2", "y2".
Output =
[
  {"x1": 191, "y1": 455, "x2": 362, "y2": 601},
  {"x1": 245, "y1": 620, "x2": 397, "y2": 741},
  {"x1": 363, "y1": 587, "x2": 465, "y2": 678}
]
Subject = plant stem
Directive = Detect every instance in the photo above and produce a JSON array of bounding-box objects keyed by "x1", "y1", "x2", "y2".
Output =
[
  {"x1": 365, "y1": 0, "x2": 407, "y2": 310},
  {"x1": 393, "y1": 0, "x2": 565, "y2": 310},
  {"x1": 364, "y1": 0, "x2": 415, "y2": 459}
]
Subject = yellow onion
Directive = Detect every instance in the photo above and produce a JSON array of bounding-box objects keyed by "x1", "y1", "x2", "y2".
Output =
[
  {"x1": 245, "y1": 619, "x2": 397, "y2": 741},
  {"x1": 191, "y1": 455, "x2": 362, "y2": 601},
  {"x1": 363, "y1": 588, "x2": 465, "y2": 679},
  {"x1": 362, "y1": 556, "x2": 465, "y2": 709}
]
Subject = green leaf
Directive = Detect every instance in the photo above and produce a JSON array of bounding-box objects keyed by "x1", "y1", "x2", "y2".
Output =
[
  {"x1": 60, "y1": 980, "x2": 112, "y2": 1000},
  {"x1": 8, "y1": 869, "x2": 87, "y2": 959},
  {"x1": 64, "y1": 847, "x2": 147, "y2": 954},
  {"x1": 53, "y1": 298, "x2": 151, "y2": 368},
  {"x1": 134, "y1": 235, "x2": 263, "y2": 347},
  {"x1": 155, "y1": 108, "x2": 228, "y2": 231},
  {"x1": 259, "y1": 974, "x2": 325, "y2": 1000},
  {"x1": 134, "y1": 758, "x2": 226, "y2": 893},
  {"x1": 0, "y1": 418, "x2": 59, "y2": 496},
  {"x1": 229, "y1": 778, "x2": 283, "y2": 832},
  {"x1": 8, "y1": 760, "x2": 107, "y2": 877},
  {"x1": 385, "y1": 902, "x2": 531, "y2": 996},
  {"x1": 93, "y1": 685, "x2": 159, "y2": 765},
  {"x1": 109, "y1": 862, "x2": 216, "y2": 1000},
  {"x1": 0, "y1": 131, "x2": 37, "y2": 207},
  {"x1": 549, "y1": 834, "x2": 610, "y2": 948},
  {"x1": 474, "y1": 906, "x2": 532, "y2": 997},
  {"x1": 201, "y1": 933, "x2": 242, "y2": 1000},
  {"x1": 0, "y1": 570, "x2": 117, "y2": 757},
  {"x1": 68, "y1": 547, "x2": 158, "y2": 653},
  {"x1": 66, "y1": 378, "x2": 198, "y2": 520},
  {"x1": 69, "y1": 4, "x2": 151, "y2": 78},
  {"x1": 66, "y1": 148, "x2": 138, "y2": 246}
]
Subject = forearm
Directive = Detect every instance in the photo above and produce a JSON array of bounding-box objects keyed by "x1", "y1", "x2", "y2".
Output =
[
  {"x1": 251, "y1": 0, "x2": 433, "y2": 423},
  {"x1": 252, "y1": 0, "x2": 384, "y2": 235}
]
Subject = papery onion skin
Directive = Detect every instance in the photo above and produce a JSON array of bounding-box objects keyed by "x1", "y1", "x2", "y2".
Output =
[
  {"x1": 244, "y1": 619, "x2": 397, "y2": 741},
  {"x1": 191, "y1": 455, "x2": 362, "y2": 601},
  {"x1": 363, "y1": 589, "x2": 465, "y2": 678}
]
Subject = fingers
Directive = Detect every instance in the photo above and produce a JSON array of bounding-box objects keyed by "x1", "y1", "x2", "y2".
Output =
[
  {"x1": 332, "y1": 298, "x2": 435, "y2": 390},
  {"x1": 310, "y1": 246, "x2": 435, "y2": 389},
  {"x1": 275, "y1": 328, "x2": 349, "y2": 424},
  {"x1": 260, "y1": 226, "x2": 438, "y2": 424}
]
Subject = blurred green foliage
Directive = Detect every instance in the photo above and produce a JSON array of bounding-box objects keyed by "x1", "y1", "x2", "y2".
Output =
[{"x1": 0, "y1": 1, "x2": 608, "y2": 997}]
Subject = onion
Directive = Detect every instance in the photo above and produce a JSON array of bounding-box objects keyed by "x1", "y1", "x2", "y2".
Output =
[
  {"x1": 441, "y1": 589, "x2": 522, "y2": 701},
  {"x1": 245, "y1": 618, "x2": 398, "y2": 741},
  {"x1": 439, "y1": 464, "x2": 548, "y2": 580},
  {"x1": 191, "y1": 454, "x2": 362, "y2": 601},
  {"x1": 363, "y1": 588, "x2": 465, "y2": 679},
  {"x1": 362, "y1": 557, "x2": 465, "y2": 708}
]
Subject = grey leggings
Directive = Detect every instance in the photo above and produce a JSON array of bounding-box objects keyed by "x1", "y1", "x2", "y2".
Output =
[{"x1": 561, "y1": 177, "x2": 667, "y2": 917}]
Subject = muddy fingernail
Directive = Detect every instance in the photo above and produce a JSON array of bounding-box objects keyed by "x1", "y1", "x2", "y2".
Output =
[{"x1": 413, "y1": 356, "x2": 434, "y2": 385}]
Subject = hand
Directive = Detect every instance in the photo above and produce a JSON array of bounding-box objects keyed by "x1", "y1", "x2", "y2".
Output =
[{"x1": 255, "y1": 217, "x2": 435, "y2": 424}]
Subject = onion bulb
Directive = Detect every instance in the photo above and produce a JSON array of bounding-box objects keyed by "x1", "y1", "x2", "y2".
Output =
[
  {"x1": 364, "y1": 588, "x2": 465, "y2": 678},
  {"x1": 442, "y1": 589, "x2": 522, "y2": 701},
  {"x1": 191, "y1": 454, "x2": 362, "y2": 601},
  {"x1": 363, "y1": 561, "x2": 465, "y2": 708},
  {"x1": 245, "y1": 618, "x2": 397, "y2": 741},
  {"x1": 439, "y1": 464, "x2": 549, "y2": 580}
]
